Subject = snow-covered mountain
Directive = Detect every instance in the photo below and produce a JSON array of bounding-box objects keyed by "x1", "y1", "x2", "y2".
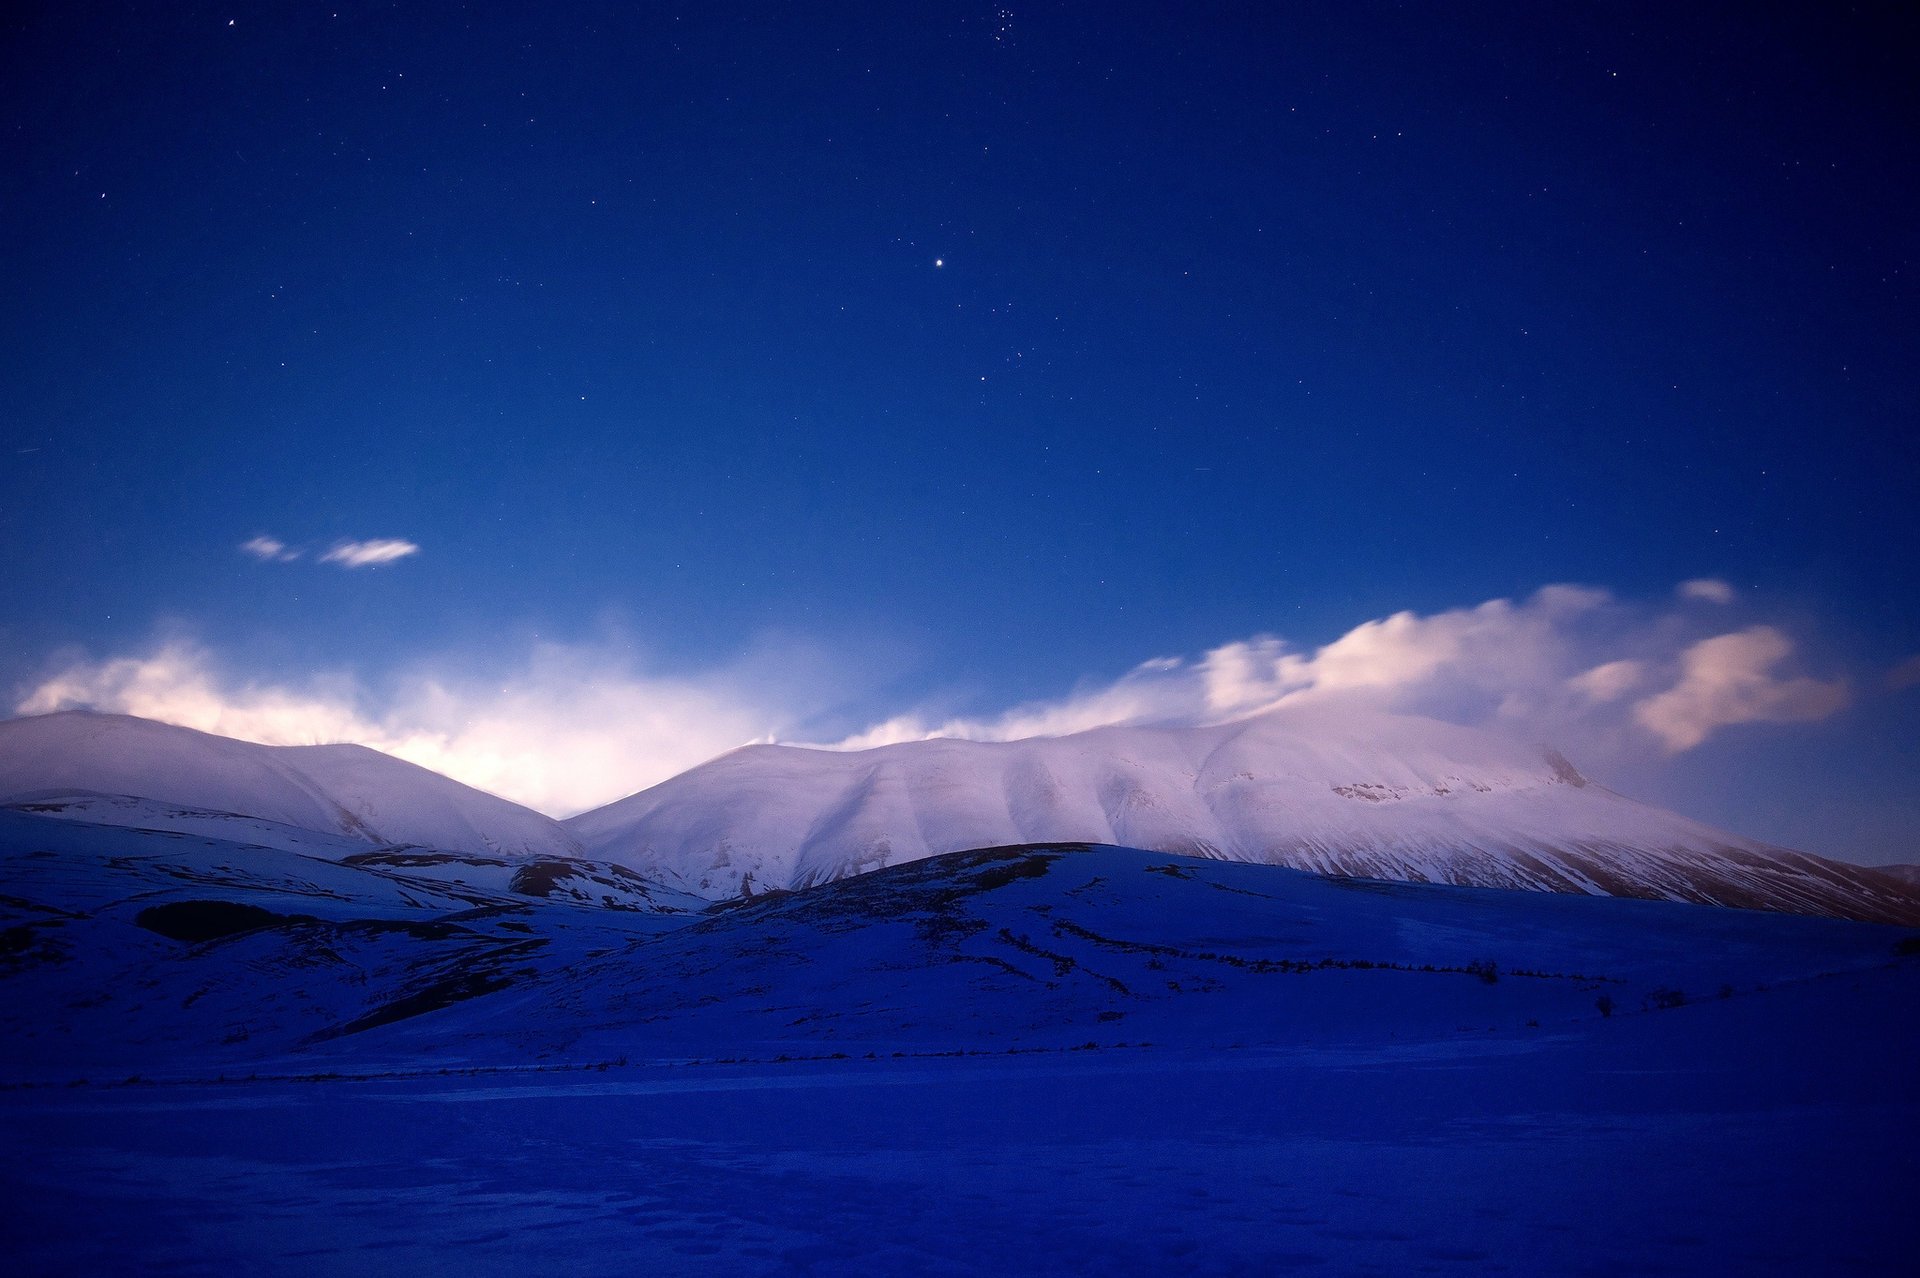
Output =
[
  {"x1": 8, "y1": 707, "x2": 1913, "y2": 925},
  {"x1": 4, "y1": 812, "x2": 1909, "y2": 1076},
  {"x1": 0, "y1": 806, "x2": 699, "y2": 1077},
  {"x1": 350, "y1": 840, "x2": 1920, "y2": 1069},
  {"x1": 569, "y1": 705, "x2": 1920, "y2": 924},
  {"x1": 0, "y1": 711, "x2": 580, "y2": 858}
]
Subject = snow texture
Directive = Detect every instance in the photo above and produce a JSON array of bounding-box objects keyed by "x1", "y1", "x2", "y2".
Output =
[
  {"x1": 0, "y1": 711, "x2": 581, "y2": 857},
  {"x1": 570, "y1": 703, "x2": 1920, "y2": 923},
  {"x1": 1, "y1": 808, "x2": 1916, "y2": 1274}
]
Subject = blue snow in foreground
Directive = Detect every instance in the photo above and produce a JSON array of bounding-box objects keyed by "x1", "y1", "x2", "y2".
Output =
[
  {"x1": 4, "y1": 977, "x2": 1916, "y2": 1277},
  {"x1": 1, "y1": 808, "x2": 1916, "y2": 1274}
]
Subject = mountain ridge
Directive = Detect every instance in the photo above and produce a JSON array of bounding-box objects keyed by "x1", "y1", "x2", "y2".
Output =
[
  {"x1": 567, "y1": 705, "x2": 1920, "y2": 925},
  {"x1": 0, "y1": 711, "x2": 581, "y2": 858},
  {"x1": 7, "y1": 706, "x2": 1915, "y2": 925}
]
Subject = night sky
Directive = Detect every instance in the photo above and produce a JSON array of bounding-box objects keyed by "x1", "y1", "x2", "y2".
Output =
[{"x1": 3, "y1": 4, "x2": 1916, "y2": 859}]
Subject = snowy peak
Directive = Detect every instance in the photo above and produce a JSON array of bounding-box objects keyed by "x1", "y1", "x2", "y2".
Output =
[
  {"x1": 568, "y1": 706, "x2": 1920, "y2": 925},
  {"x1": 0, "y1": 711, "x2": 580, "y2": 858},
  {"x1": 9, "y1": 707, "x2": 1913, "y2": 925}
]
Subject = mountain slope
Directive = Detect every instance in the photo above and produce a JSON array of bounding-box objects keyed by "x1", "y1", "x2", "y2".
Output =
[
  {"x1": 346, "y1": 840, "x2": 1920, "y2": 1064},
  {"x1": 569, "y1": 706, "x2": 1920, "y2": 924},
  {"x1": 7, "y1": 826, "x2": 1916, "y2": 1277},
  {"x1": 0, "y1": 807, "x2": 697, "y2": 1077},
  {"x1": 0, "y1": 711, "x2": 580, "y2": 858},
  {"x1": 6, "y1": 814, "x2": 1909, "y2": 1076}
]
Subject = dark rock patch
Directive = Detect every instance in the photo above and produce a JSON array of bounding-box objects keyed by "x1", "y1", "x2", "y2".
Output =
[{"x1": 135, "y1": 900, "x2": 298, "y2": 943}]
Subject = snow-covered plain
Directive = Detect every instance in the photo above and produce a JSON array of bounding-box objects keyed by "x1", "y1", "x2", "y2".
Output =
[
  {"x1": 5, "y1": 990, "x2": 1914, "y2": 1277},
  {"x1": 2, "y1": 805, "x2": 1917, "y2": 1273}
]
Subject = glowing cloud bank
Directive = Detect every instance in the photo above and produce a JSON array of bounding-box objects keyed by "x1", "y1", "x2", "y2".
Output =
[{"x1": 14, "y1": 582, "x2": 1851, "y2": 815}]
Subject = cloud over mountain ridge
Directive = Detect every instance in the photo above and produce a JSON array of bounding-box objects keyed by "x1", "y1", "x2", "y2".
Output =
[{"x1": 10, "y1": 583, "x2": 1853, "y2": 817}]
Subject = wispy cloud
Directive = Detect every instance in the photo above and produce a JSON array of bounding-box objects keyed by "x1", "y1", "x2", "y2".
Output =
[
  {"x1": 1678, "y1": 578, "x2": 1736, "y2": 604},
  {"x1": 1883, "y1": 654, "x2": 1920, "y2": 692},
  {"x1": 14, "y1": 638, "x2": 818, "y2": 816},
  {"x1": 816, "y1": 583, "x2": 1850, "y2": 761},
  {"x1": 319, "y1": 539, "x2": 419, "y2": 568},
  {"x1": 240, "y1": 534, "x2": 419, "y2": 568},
  {"x1": 240, "y1": 536, "x2": 300, "y2": 563},
  {"x1": 10, "y1": 582, "x2": 1857, "y2": 814},
  {"x1": 1634, "y1": 626, "x2": 1849, "y2": 751},
  {"x1": 1567, "y1": 659, "x2": 1645, "y2": 704}
]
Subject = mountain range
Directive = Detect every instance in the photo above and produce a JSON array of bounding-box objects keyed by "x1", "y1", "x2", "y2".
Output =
[{"x1": 4, "y1": 707, "x2": 1916, "y2": 925}]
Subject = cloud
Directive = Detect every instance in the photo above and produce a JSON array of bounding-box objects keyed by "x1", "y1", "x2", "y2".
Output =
[
  {"x1": 20, "y1": 645, "x2": 369, "y2": 747},
  {"x1": 12, "y1": 581, "x2": 1857, "y2": 813},
  {"x1": 320, "y1": 539, "x2": 419, "y2": 568},
  {"x1": 1678, "y1": 578, "x2": 1736, "y2": 604},
  {"x1": 1634, "y1": 627, "x2": 1849, "y2": 751},
  {"x1": 14, "y1": 638, "x2": 823, "y2": 816},
  {"x1": 1569, "y1": 659, "x2": 1645, "y2": 704},
  {"x1": 1887, "y1": 655, "x2": 1920, "y2": 692},
  {"x1": 240, "y1": 536, "x2": 299, "y2": 563},
  {"x1": 813, "y1": 583, "x2": 1850, "y2": 761},
  {"x1": 239, "y1": 535, "x2": 421, "y2": 568}
]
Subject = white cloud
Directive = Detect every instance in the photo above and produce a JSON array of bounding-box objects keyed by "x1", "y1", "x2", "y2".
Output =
[
  {"x1": 814, "y1": 583, "x2": 1849, "y2": 761},
  {"x1": 12, "y1": 581, "x2": 1856, "y2": 813},
  {"x1": 14, "y1": 639, "x2": 813, "y2": 817},
  {"x1": 1634, "y1": 627, "x2": 1849, "y2": 751},
  {"x1": 1678, "y1": 578, "x2": 1736, "y2": 604},
  {"x1": 240, "y1": 536, "x2": 299, "y2": 563},
  {"x1": 20, "y1": 645, "x2": 368, "y2": 746},
  {"x1": 1569, "y1": 659, "x2": 1645, "y2": 704},
  {"x1": 320, "y1": 539, "x2": 419, "y2": 568},
  {"x1": 827, "y1": 652, "x2": 1225, "y2": 749},
  {"x1": 239, "y1": 535, "x2": 420, "y2": 568}
]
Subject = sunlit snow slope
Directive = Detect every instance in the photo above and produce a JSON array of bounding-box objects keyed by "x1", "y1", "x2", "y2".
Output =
[
  {"x1": 570, "y1": 706, "x2": 1920, "y2": 923},
  {"x1": 0, "y1": 711, "x2": 579, "y2": 858}
]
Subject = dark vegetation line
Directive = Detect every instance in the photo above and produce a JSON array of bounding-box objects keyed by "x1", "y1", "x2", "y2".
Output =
[
  {"x1": 996, "y1": 927, "x2": 1133, "y2": 993},
  {"x1": 1047, "y1": 917, "x2": 1623, "y2": 984}
]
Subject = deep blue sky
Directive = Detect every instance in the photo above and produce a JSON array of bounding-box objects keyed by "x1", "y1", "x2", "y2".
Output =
[{"x1": 3, "y1": 3, "x2": 1916, "y2": 856}]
